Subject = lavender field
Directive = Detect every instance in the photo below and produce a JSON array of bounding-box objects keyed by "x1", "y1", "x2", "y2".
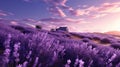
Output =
[
  {"x1": 0, "y1": 24, "x2": 120, "y2": 67},
  {"x1": 1, "y1": 0, "x2": 120, "y2": 67}
]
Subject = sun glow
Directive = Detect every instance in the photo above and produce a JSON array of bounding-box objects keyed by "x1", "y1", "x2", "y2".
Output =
[{"x1": 110, "y1": 20, "x2": 120, "y2": 31}]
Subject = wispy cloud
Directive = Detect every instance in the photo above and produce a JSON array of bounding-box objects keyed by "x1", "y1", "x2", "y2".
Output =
[
  {"x1": 44, "y1": 0, "x2": 73, "y2": 17},
  {"x1": 0, "y1": 10, "x2": 14, "y2": 17},
  {"x1": 70, "y1": 9, "x2": 89, "y2": 16},
  {"x1": 48, "y1": 7, "x2": 66, "y2": 17},
  {"x1": 23, "y1": 18, "x2": 37, "y2": 23},
  {"x1": 0, "y1": 13, "x2": 7, "y2": 16},
  {"x1": 88, "y1": 13, "x2": 107, "y2": 18},
  {"x1": 95, "y1": 2, "x2": 120, "y2": 13},
  {"x1": 20, "y1": 0, "x2": 120, "y2": 32},
  {"x1": 24, "y1": 0, "x2": 71, "y2": 17},
  {"x1": 10, "y1": 21, "x2": 18, "y2": 25},
  {"x1": 83, "y1": 2, "x2": 120, "y2": 18},
  {"x1": 63, "y1": 2, "x2": 120, "y2": 18},
  {"x1": 22, "y1": 0, "x2": 120, "y2": 18},
  {"x1": 36, "y1": 17, "x2": 89, "y2": 31},
  {"x1": 40, "y1": 17, "x2": 83, "y2": 23},
  {"x1": 0, "y1": 18, "x2": 18, "y2": 25},
  {"x1": 24, "y1": 0, "x2": 89, "y2": 17},
  {"x1": 0, "y1": 10, "x2": 8, "y2": 16}
]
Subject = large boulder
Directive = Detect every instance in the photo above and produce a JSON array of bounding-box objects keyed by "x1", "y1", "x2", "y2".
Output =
[
  {"x1": 56, "y1": 27, "x2": 68, "y2": 32},
  {"x1": 36, "y1": 25, "x2": 42, "y2": 29}
]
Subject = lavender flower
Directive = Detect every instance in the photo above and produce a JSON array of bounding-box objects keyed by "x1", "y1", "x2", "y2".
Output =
[
  {"x1": 22, "y1": 61, "x2": 28, "y2": 67},
  {"x1": 33, "y1": 57, "x2": 39, "y2": 67},
  {"x1": 26, "y1": 50, "x2": 32, "y2": 59},
  {"x1": 3, "y1": 48, "x2": 11, "y2": 63},
  {"x1": 74, "y1": 58, "x2": 79, "y2": 67},
  {"x1": 16, "y1": 64, "x2": 22, "y2": 67},
  {"x1": 79, "y1": 59, "x2": 84, "y2": 67},
  {"x1": 108, "y1": 54, "x2": 117, "y2": 63},
  {"x1": 4, "y1": 34, "x2": 11, "y2": 48},
  {"x1": 13, "y1": 42, "x2": 20, "y2": 63},
  {"x1": 65, "y1": 59, "x2": 71, "y2": 67}
]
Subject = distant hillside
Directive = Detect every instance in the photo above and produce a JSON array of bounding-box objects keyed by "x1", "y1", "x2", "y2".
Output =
[{"x1": 105, "y1": 31, "x2": 120, "y2": 36}]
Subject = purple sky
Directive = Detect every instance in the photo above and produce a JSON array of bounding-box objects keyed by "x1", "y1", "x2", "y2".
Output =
[{"x1": 0, "y1": 0, "x2": 120, "y2": 32}]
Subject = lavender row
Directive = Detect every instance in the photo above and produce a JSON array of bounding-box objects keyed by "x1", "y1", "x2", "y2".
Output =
[{"x1": 0, "y1": 25, "x2": 120, "y2": 67}]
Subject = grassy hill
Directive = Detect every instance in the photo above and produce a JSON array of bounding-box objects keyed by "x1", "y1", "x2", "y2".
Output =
[{"x1": 0, "y1": 24, "x2": 120, "y2": 67}]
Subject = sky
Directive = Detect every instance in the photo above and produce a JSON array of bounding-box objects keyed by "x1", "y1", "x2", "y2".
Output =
[{"x1": 0, "y1": 0, "x2": 120, "y2": 32}]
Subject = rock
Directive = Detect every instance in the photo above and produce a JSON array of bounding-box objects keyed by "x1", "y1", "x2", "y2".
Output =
[
  {"x1": 36, "y1": 25, "x2": 42, "y2": 29},
  {"x1": 56, "y1": 27, "x2": 68, "y2": 32}
]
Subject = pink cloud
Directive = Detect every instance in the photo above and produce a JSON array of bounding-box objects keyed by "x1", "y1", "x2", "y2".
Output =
[
  {"x1": 0, "y1": 10, "x2": 14, "y2": 17},
  {"x1": 24, "y1": 0, "x2": 77, "y2": 17},
  {"x1": 40, "y1": 17, "x2": 83, "y2": 23},
  {"x1": 0, "y1": 18, "x2": 18, "y2": 25},
  {"x1": 10, "y1": 21, "x2": 18, "y2": 25},
  {"x1": 23, "y1": 0, "x2": 120, "y2": 18},
  {"x1": 25, "y1": 23, "x2": 36, "y2": 28},
  {"x1": 56, "y1": 7, "x2": 66, "y2": 17},
  {"x1": 95, "y1": 2, "x2": 120, "y2": 13},
  {"x1": 23, "y1": 0, "x2": 83, "y2": 17},
  {"x1": 88, "y1": 13, "x2": 107, "y2": 18},
  {"x1": 70, "y1": 9, "x2": 89, "y2": 16},
  {"x1": 66, "y1": 2, "x2": 120, "y2": 18},
  {"x1": 0, "y1": 10, "x2": 8, "y2": 16},
  {"x1": 23, "y1": 18, "x2": 36, "y2": 23},
  {"x1": 48, "y1": 7, "x2": 66, "y2": 17},
  {"x1": 87, "y1": 2, "x2": 120, "y2": 13},
  {"x1": 44, "y1": 0, "x2": 68, "y2": 17},
  {"x1": 35, "y1": 17, "x2": 85, "y2": 30},
  {"x1": 84, "y1": 2, "x2": 120, "y2": 18},
  {"x1": 0, "y1": 12, "x2": 7, "y2": 16}
]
